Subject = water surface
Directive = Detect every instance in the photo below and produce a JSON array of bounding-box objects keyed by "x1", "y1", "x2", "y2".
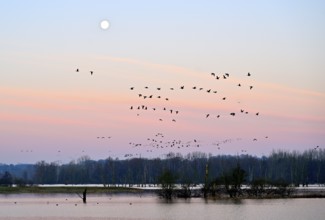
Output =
[{"x1": 0, "y1": 194, "x2": 324, "y2": 220}]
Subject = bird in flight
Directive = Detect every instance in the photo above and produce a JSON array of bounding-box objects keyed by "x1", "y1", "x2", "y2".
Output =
[{"x1": 130, "y1": 87, "x2": 134, "y2": 90}]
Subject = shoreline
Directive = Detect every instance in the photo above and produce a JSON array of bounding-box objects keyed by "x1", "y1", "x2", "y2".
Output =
[{"x1": 1, "y1": 186, "x2": 325, "y2": 199}]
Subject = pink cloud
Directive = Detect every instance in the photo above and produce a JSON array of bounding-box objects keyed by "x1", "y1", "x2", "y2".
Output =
[{"x1": 1, "y1": 55, "x2": 324, "y2": 162}]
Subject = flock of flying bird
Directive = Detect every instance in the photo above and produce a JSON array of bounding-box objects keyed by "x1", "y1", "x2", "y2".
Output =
[
  {"x1": 73, "y1": 69, "x2": 319, "y2": 157},
  {"x1": 123, "y1": 71, "x2": 271, "y2": 155},
  {"x1": 126, "y1": 132, "x2": 273, "y2": 157},
  {"x1": 129, "y1": 72, "x2": 260, "y2": 122},
  {"x1": 69, "y1": 69, "x2": 263, "y2": 156},
  {"x1": 16, "y1": 69, "x2": 322, "y2": 159},
  {"x1": 129, "y1": 133, "x2": 232, "y2": 151}
]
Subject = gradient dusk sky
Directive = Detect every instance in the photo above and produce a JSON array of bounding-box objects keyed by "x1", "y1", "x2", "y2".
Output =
[{"x1": 1, "y1": 1, "x2": 325, "y2": 164}]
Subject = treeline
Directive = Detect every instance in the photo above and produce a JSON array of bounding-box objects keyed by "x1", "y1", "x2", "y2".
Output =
[{"x1": 1, "y1": 149, "x2": 325, "y2": 186}]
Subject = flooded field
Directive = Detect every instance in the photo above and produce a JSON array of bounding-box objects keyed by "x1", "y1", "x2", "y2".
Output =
[{"x1": 0, "y1": 194, "x2": 325, "y2": 220}]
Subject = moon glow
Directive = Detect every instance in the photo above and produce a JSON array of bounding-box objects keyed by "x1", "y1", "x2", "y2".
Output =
[{"x1": 100, "y1": 20, "x2": 110, "y2": 30}]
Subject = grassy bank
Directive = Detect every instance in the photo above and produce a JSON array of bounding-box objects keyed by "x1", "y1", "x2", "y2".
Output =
[{"x1": 0, "y1": 186, "x2": 144, "y2": 194}]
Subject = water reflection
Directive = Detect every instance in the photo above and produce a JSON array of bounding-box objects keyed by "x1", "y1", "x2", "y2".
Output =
[
  {"x1": 0, "y1": 194, "x2": 325, "y2": 220},
  {"x1": 203, "y1": 197, "x2": 244, "y2": 205}
]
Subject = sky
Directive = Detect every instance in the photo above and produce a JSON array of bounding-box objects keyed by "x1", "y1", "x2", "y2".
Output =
[{"x1": 1, "y1": 0, "x2": 325, "y2": 164}]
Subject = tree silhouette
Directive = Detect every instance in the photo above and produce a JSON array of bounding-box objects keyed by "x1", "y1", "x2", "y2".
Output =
[
  {"x1": 158, "y1": 169, "x2": 178, "y2": 199},
  {"x1": 0, "y1": 171, "x2": 13, "y2": 186}
]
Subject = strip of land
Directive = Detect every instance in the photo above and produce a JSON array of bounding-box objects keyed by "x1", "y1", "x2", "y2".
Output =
[{"x1": 1, "y1": 186, "x2": 325, "y2": 199}]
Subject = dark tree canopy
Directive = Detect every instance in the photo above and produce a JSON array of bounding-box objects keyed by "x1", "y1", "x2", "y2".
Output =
[{"x1": 1, "y1": 149, "x2": 325, "y2": 188}]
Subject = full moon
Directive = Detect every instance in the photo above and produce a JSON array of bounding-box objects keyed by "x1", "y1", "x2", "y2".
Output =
[{"x1": 100, "y1": 20, "x2": 110, "y2": 30}]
